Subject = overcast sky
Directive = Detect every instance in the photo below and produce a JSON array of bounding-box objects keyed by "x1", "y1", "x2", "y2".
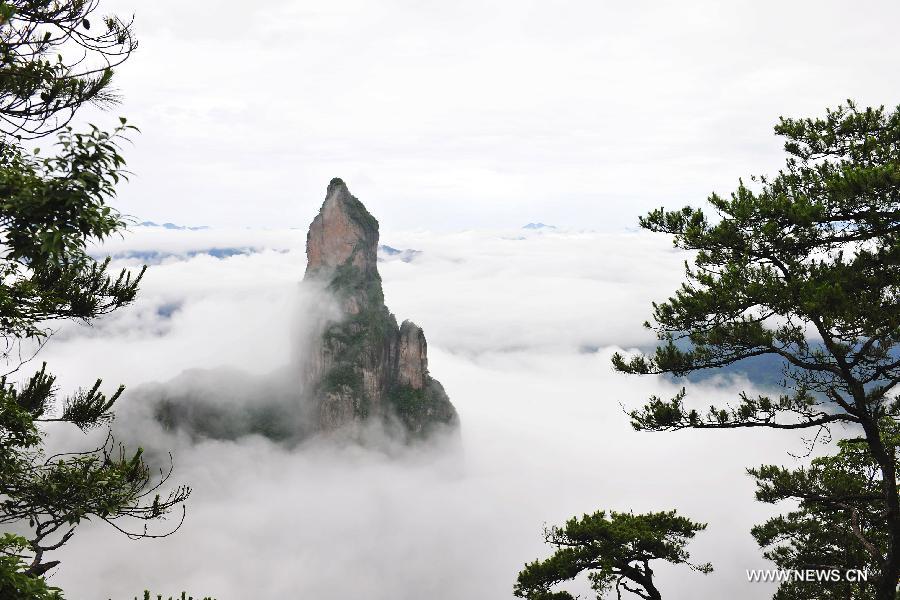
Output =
[{"x1": 87, "y1": 0, "x2": 900, "y2": 231}]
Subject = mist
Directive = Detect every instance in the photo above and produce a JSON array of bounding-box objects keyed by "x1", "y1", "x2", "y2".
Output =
[{"x1": 31, "y1": 225, "x2": 800, "y2": 599}]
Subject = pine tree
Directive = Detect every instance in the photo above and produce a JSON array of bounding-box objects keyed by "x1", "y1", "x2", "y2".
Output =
[
  {"x1": 613, "y1": 101, "x2": 900, "y2": 598},
  {"x1": 514, "y1": 510, "x2": 711, "y2": 600},
  {"x1": 0, "y1": 1, "x2": 192, "y2": 597},
  {"x1": 749, "y1": 421, "x2": 899, "y2": 599}
]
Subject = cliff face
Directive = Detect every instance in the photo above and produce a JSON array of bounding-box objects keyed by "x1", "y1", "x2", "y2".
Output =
[{"x1": 302, "y1": 178, "x2": 457, "y2": 437}]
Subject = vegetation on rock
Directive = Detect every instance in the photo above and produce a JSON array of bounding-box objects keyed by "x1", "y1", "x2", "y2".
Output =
[{"x1": 304, "y1": 179, "x2": 458, "y2": 438}]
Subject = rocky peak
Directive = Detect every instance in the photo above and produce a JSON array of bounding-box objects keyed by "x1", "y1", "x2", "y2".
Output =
[
  {"x1": 144, "y1": 179, "x2": 458, "y2": 446},
  {"x1": 300, "y1": 179, "x2": 458, "y2": 438},
  {"x1": 398, "y1": 320, "x2": 428, "y2": 390},
  {"x1": 305, "y1": 178, "x2": 379, "y2": 279},
  {"x1": 305, "y1": 178, "x2": 382, "y2": 316}
]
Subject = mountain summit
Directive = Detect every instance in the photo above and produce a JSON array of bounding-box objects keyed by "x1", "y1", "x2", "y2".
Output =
[
  {"x1": 301, "y1": 178, "x2": 458, "y2": 437},
  {"x1": 142, "y1": 178, "x2": 456, "y2": 444}
]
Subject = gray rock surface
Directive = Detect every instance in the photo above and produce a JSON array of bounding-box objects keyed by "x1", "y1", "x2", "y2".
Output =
[{"x1": 301, "y1": 178, "x2": 458, "y2": 437}]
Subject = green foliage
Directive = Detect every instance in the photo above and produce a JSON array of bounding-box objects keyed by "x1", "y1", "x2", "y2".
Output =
[
  {"x1": 0, "y1": 0, "x2": 136, "y2": 138},
  {"x1": 388, "y1": 386, "x2": 427, "y2": 420},
  {"x1": 318, "y1": 249, "x2": 397, "y2": 422},
  {"x1": 0, "y1": 122, "x2": 144, "y2": 346},
  {"x1": 0, "y1": 2, "x2": 201, "y2": 597},
  {"x1": 748, "y1": 423, "x2": 900, "y2": 599},
  {"x1": 0, "y1": 364, "x2": 191, "y2": 580},
  {"x1": 613, "y1": 101, "x2": 899, "y2": 431},
  {"x1": 0, "y1": 534, "x2": 62, "y2": 600},
  {"x1": 311, "y1": 192, "x2": 458, "y2": 435},
  {"x1": 386, "y1": 381, "x2": 456, "y2": 437},
  {"x1": 514, "y1": 510, "x2": 711, "y2": 600},
  {"x1": 322, "y1": 363, "x2": 363, "y2": 394},
  {"x1": 323, "y1": 256, "x2": 394, "y2": 354},
  {"x1": 0, "y1": 122, "x2": 187, "y2": 581},
  {"x1": 326, "y1": 177, "x2": 378, "y2": 236},
  {"x1": 326, "y1": 260, "x2": 387, "y2": 314},
  {"x1": 155, "y1": 389, "x2": 299, "y2": 443},
  {"x1": 611, "y1": 102, "x2": 900, "y2": 598}
]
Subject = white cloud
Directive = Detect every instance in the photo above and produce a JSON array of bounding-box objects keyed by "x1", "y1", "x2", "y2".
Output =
[{"x1": 28, "y1": 226, "x2": 812, "y2": 599}]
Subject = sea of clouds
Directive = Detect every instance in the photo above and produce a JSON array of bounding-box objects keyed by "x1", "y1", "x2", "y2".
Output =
[{"x1": 25, "y1": 224, "x2": 808, "y2": 599}]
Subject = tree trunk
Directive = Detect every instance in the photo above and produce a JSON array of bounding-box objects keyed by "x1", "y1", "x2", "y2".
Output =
[
  {"x1": 859, "y1": 413, "x2": 900, "y2": 600},
  {"x1": 641, "y1": 564, "x2": 663, "y2": 600}
]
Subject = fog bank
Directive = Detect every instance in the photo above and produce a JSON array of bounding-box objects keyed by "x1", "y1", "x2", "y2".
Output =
[{"x1": 34, "y1": 227, "x2": 793, "y2": 599}]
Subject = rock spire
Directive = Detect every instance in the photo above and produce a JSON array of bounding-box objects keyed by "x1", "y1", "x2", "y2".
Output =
[{"x1": 301, "y1": 178, "x2": 457, "y2": 437}]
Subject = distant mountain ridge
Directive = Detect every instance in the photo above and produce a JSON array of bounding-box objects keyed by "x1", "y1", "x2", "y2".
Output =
[
  {"x1": 522, "y1": 222, "x2": 556, "y2": 230},
  {"x1": 379, "y1": 245, "x2": 422, "y2": 263},
  {"x1": 105, "y1": 248, "x2": 258, "y2": 263},
  {"x1": 137, "y1": 220, "x2": 210, "y2": 231}
]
